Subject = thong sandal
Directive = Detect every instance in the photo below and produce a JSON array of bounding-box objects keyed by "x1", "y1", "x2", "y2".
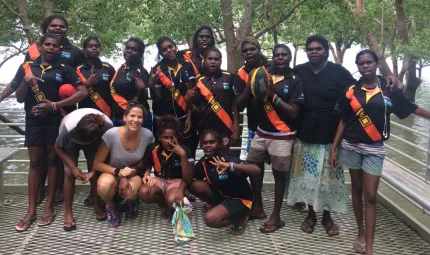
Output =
[
  {"x1": 63, "y1": 219, "x2": 76, "y2": 232},
  {"x1": 38, "y1": 211, "x2": 56, "y2": 226},
  {"x1": 322, "y1": 218, "x2": 339, "y2": 236},
  {"x1": 15, "y1": 217, "x2": 37, "y2": 232},
  {"x1": 353, "y1": 240, "x2": 366, "y2": 254},
  {"x1": 301, "y1": 216, "x2": 316, "y2": 234},
  {"x1": 259, "y1": 220, "x2": 285, "y2": 233}
]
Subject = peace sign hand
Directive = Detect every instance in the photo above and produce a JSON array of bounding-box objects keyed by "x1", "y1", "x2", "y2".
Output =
[
  {"x1": 24, "y1": 75, "x2": 43, "y2": 90},
  {"x1": 166, "y1": 136, "x2": 186, "y2": 157},
  {"x1": 209, "y1": 156, "x2": 230, "y2": 174}
]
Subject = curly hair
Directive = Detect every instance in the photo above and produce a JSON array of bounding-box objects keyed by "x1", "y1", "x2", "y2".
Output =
[{"x1": 157, "y1": 115, "x2": 180, "y2": 137}]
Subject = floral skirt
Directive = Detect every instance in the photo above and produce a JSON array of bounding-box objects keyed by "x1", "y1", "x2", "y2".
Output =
[{"x1": 286, "y1": 140, "x2": 347, "y2": 213}]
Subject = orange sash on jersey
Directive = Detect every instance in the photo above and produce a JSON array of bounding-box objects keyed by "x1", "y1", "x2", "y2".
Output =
[
  {"x1": 196, "y1": 80, "x2": 233, "y2": 132},
  {"x1": 262, "y1": 97, "x2": 291, "y2": 133},
  {"x1": 152, "y1": 145, "x2": 162, "y2": 175},
  {"x1": 76, "y1": 68, "x2": 112, "y2": 117},
  {"x1": 23, "y1": 62, "x2": 67, "y2": 116},
  {"x1": 346, "y1": 86, "x2": 382, "y2": 141},
  {"x1": 183, "y1": 51, "x2": 200, "y2": 77},
  {"x1": 201, "y1": 161, "x2": 252, "y2": 209},
  {"x1": 156, "y1": 68, "x2": 188, "y2": 112},
  {"x1": 109, "y1": 68, "x2": 129, "y2": 111},
  {"x1": 28, "y1": 43, "x2": 40, "y2": 61},
  {"x1": 237, "y1": 67, "x2": 249, "y2": 84}
]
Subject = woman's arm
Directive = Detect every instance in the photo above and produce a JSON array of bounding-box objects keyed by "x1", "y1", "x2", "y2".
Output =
[
  {"x1": 235, "y1": 162, "x2": 260, "y2": 176},
  {"x1": 329, "y1": 120, "x2": 346, "y2": 170},
  {"x1": 93, "y1": 140, "x2": 115, "y2": 174}
]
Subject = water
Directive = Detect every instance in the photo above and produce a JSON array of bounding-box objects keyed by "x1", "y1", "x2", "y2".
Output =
[{"x1": 1, "y1": 79, "x2": 429, "y2": 184}]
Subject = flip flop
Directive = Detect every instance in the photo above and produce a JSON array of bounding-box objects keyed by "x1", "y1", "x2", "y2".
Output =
[
  {"x1": 322, "y1": 218, "x2": 340, "y2": 236},
  {"x1": 63, "y1": 219, "x2": 76, "y2": 232},
  {"x1": 15, "y1": 217, "x2": 37, "y2": 232},
  {"x1": 353, "y1": 240, "x2": 366, "y2": 254},
  {"x1": 259, "y1": 220, "x2": 286, "y2": 233},
  {"x1": 301, "y1": 216, "x2": 316, "y2": 234},
  {"x1": 38, "y1": 211, "x2": 56, "y2": 226}
]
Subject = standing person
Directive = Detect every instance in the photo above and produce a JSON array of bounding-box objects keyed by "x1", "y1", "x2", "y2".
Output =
[
  {"x1": 138, "y1": 116, "x2": 194, "y2": 219},
  {"x1": 182, "y1": 25, "x2": 216, "y2": 78},
  {"x1": 110, "y1": 38, "x2": 152, "y2": 130},
  {"x1": 94, "y1": 104, "x2": 154, "y2": 227},
  {"x1": 13, "y1": 33, "x2": 88, "y2": 231},
  {"x1": 190, "y1": 129, "x2": 260, "y2": 235},
  {"x1": 184, "y1": 47, "x2": 240, "y2": 152},
  {"x1": 330, "y1": 49, "x2": 430, "y2": 254},
  {"x1": 76, "y1": 36, "x2": 115, "y2": 117},
  {"x1": 233, "y1": 37, "x2": 269, "y2": 220},
  {"x1": 241, "y1": 44, "x2": 304, "y2": 233},
  {"x1": 148, "y1": 36, "x2": 195, "y2": 153},
  {"x1": 54, "y1": 109, "x2": 113, "y2": 231}
]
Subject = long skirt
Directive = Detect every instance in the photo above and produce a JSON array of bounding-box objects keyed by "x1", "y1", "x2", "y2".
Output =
[{"x1": 286, "y1": 139, "x2": 347, "y2": 213}]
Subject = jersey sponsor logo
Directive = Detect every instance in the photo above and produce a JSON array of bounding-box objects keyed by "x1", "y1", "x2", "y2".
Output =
[
  {"x1": 55, "y1": 73, "x2": 63, "y2": 82},
  {"x1": 283, "y1": 87, "x2": 289, "y2": 94},
  {"x1": 218, "y1": 173, "x2": 228, "y2": 180},
  {"x1": 223, "y1": 83, "x2": 230, "y2": 90},
  {"x1": 102, "y1": 74, "x2": 110, "y2": 81},
  {"x1": 61, "y1": 51, "x2": 71, "y2": 59},
  {"x1": 125, "y1": 73, "x2": 132, "y2": 82},
  {"x1": 174, "y1": 160, "x2": 182, "y2": 167},
  {"x1": 384, "y1": 96, "x2": 392, "y2": 107}
]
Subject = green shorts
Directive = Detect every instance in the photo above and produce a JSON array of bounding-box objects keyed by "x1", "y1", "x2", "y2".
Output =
[{"x1": 209, "y1": 185, "x2": 250, "y2": 220}]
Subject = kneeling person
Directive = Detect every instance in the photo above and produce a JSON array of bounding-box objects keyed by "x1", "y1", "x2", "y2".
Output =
[
  {"x1": 190, "y1": 130, "x2": 260, "y2": 235},
  {"x1": 138, "y1": 116, "x2": 194, "y2": 219}
]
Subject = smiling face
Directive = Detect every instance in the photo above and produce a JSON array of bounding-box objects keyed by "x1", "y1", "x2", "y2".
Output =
[
  {"x1": 203, "y1": 50, "x2": 222, "y2": 73},
  {"x1": 123, "y1": 41, "x2": 140, "y2": 63},
  {"x1": 123, "y1": 107, "x2": 144, "y2": 131},
  {"x1": 83, "y1": 39, "x2": 101, "y2": 59},
  {"x1": 47, "y1": 18, "x2": 68, "y2": 40},
  {"x1": 306, "y1": 41, "x2": 327, "y2": 66},
  {"x1": 39, "y1": 37, "x2": 60, "y2": 61},
  {"x1": 357, "y1": 53, "x2": 378, "y2": 80},
  {"x1": 272, "y1": 47, "x2": 291, "y2": 71},
  {"x1": 200, "y1": 133, "x2": 221, "y2": 159},
  {"x1": 197, "y1": 29, "x2": 213, "y2": 49},
  {"x1": 159, "y1": 40, "x2": 178, "y2": 61},
  {"x1": 241, "y1": 42, "x2": 260, "y2": 64}
]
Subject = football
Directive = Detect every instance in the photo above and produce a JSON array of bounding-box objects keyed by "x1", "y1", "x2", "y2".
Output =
[
  {"x1": 58, "y1": 84, "x2": 76, "y2": 99},
  {"x1": 250, "y1": 67, "x2": 270, "y2": 101}
]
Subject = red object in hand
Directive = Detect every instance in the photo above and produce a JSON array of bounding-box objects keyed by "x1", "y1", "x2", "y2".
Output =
[{"x1": 58, "y1": 84, "x2": 76, "y2": 99}]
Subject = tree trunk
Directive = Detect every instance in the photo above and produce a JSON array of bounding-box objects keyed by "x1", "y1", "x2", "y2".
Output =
[
  {"x1": 404, "y1": 59, "x2": 421, "y2": 102},
  {"x1": 43, "y1": 0, "x2": 54, "y2": 17},
  {"x1": 18, "y1": 0, "x2": 34, "y2": 44},
  {"x1": 293, "y1": 44, "x2": 299, "y2": 67},
  {"x1": 387, "y1": 27, "x2": 399, "y2": 77},
  {"x1": 328, "y1": 45, "x2": 340, "y2": 64},
  {"x1": 365, "y1": 33, "x2": 393, "y2": 77},
  {"x1": 273, "y1": 28, "x2": 278, "y2": 46}
]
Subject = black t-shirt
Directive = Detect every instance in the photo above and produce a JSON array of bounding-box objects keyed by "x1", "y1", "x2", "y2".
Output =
[
  {"x1": 293, "y1": 61, "x2": 356, "y2": 144},
  {"x1": 194, "y1": 152, "x2": 253, "y2": 201},
  {"x1": 150, "y1": 61, "x2": 195, "y2": 119},
  {"x1": 25, "y1": 39, "x2": 86, "y2": 69},
  {"x1": 111, "y1": 63, "x2": 150, "y2": 118},
  {"x1": 257, "y1": 68, "x2": 305, "y2": 135},
  {"x1": 182, "y1": 50, "x2": 203, "y2": 76},
  {"x1": 192, "y1": 70, "x2": 234, "y2": 136},
  {"x1": 143, "y1": 142, "x2": 195, "y2": 179},
  {"x1": 334, "y1": 77, "x2": 417, "y2": 144},
  {"x1": 76, "y1": 59, "x2": 115, "y2": 114},
  {"x1": 11, "y1": 57, "x2": 82, "y2": 126}
]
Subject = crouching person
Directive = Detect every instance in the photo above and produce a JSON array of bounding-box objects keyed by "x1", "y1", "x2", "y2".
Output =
[
  {"x1": 190, "y1": 130, "x2": 260, "y2": 235},
  {"x1": 55, "y1": 108, "x2": 113, "y2": 231},
  {"x1": 138, "y1": 115, "x2": 194, "y2": 219},
  {"x1": 93, "y1": 104, "x2": 155, "y2": 227}
]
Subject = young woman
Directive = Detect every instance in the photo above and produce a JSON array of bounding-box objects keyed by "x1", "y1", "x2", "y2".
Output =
[
  {"x1": 55, "y1": 109, "x2": 113, "y2": 231},
  {"x1": 110, "y1": 38, "x2": 152, "y2": 130},
  {"x1": 330, "y1": 49, "x2": 430, "y2": 255},
  {"x1": 138, "y1": 115, "x2": 194, "y2": 218},
  {"x1": 94, "y1": 104, "x2": 155, "y2": 227},
  {"x1": 148, "y1": 37, "x2": 195, "y2": 153},
  {"x1": 76, "y1": 36, "x2": 115, "y2": 117},
  {"x1": 13, "y1": 33, "x2": 88, "y2": 231},
  {"x1": 191, "y1": 130, "x2": 260, "y2": 235},
  {"x1": 182, "y1": 25, "x2": 216, "y2": 78},
  {"x1": 184, "y1": 47, "x2": 239, "y2": 152}
]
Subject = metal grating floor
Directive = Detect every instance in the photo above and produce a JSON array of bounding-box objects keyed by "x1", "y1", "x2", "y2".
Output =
[{"x1": 0, "y1": 192, "x2": 428, "y2": 255}]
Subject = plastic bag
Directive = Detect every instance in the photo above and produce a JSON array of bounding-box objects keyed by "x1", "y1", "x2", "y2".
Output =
[{"x1": 172, "y1": 197, "x2": 194, "y2": 245}]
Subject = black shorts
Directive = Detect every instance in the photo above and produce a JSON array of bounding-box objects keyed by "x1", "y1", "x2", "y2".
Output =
[
  {"x1": 209, "y1": 185, "x2": 250, "y2": 220},
  {"x1": 25, "y1": 125, "x2": 59, "y2": 147},
  {"x1": 63, "y1": 139, "x2": 102, "y2": 171}
]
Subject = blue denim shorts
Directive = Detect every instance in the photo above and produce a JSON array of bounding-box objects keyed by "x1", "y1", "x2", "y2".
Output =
[
  {"x1": 340, "y1": 147, "x2": 385, "y2": 176},
  {"x1": 246, "y1": 130, "x2": 256, "y2": 152}
]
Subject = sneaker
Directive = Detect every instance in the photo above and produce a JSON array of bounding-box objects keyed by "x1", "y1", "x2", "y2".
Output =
[
  {"x1": 124, "y1": 200, "x2": 139, "y2": 220},
  {"x1": 106, "y1": 205, "x2": 120, "y2": 227}
]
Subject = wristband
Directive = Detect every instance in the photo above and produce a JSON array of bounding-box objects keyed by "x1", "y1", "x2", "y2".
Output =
[
  {"x1": 275, "y1": 97, "x2": 282, "y2": 106},
  {"x1": 53, "y1": 102, "x2": 58, "y2": 111},
  {"x1": 272, "y1": 94, "x2": 278, "y2": 104},
  {"x1": 114, "y1": 168, "x2": 121, "y2": 177},
  {"x1": 229, "y1": 162, "x2": 236, "y2": 172}
]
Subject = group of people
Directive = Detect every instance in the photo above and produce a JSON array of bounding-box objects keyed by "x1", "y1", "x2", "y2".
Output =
[{"x1": 1, "y1": 14, "x2": 430, "y2": 255}]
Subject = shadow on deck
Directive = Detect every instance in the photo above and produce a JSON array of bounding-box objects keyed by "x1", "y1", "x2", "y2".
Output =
[{"x1": 0, "y1": 191, "x2": 429, "y2": 255}]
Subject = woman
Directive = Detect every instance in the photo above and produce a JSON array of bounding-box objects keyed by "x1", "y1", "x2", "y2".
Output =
[
  {"x1": 182, "y1": 25, "x2": 216, "y2": 78},
  {"x1": 184, "y1": 47, "x2": 239, "y2": 152},
  {"x1": 94, "y1": 104, "x2": 155, "y2": 227},
  {"x1": 110, "y1": 38, "x2": 152, "y2": 130},
  {"x1": 190, "y1": 130, "x2": 260, "y2": 235},
  {"x1": 76, "y1": 36, "x2": 115, "y2": 117},
  {"x1": 148, "y1": 36, "x2": 195, "y2": 153},
  {"x1": 138, "y1": 115, "x2": 194, "y2": 219},
  {"x1": 13, "y1": 33, "x2": 88, "y2": 231},
  {"x1": 330, "y1": 49, "x2": 430, "y2": 254},
  {"x1": 55, "y1": 109, "x2": 113, "y2": 231}
]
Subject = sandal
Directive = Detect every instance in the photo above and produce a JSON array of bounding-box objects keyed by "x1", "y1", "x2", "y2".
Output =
[
  {"x1": 38, "y1": 211, "x2": 56, "y2": 226},
  {"x1": 15, "y1": 217, "x2": 37, "y2": 232},
  {"x1": 353, "y1": 240, "x2": 366, "y2": 254},
  {"x1": 63, "y1": 219, "x2": 76, "y2": 232},
  {"x1": 230, "y1": 225, "x2": 246, "y2": 235},
  {"x1": 259, "y1": 220, "x2": 285, "y2": 233},
  {"x1": 301, "y1": 216, "x2": 316, "y2": 233},
  {"x1": 322, "y1": 218, "x2": 339, "y2": 236}
]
